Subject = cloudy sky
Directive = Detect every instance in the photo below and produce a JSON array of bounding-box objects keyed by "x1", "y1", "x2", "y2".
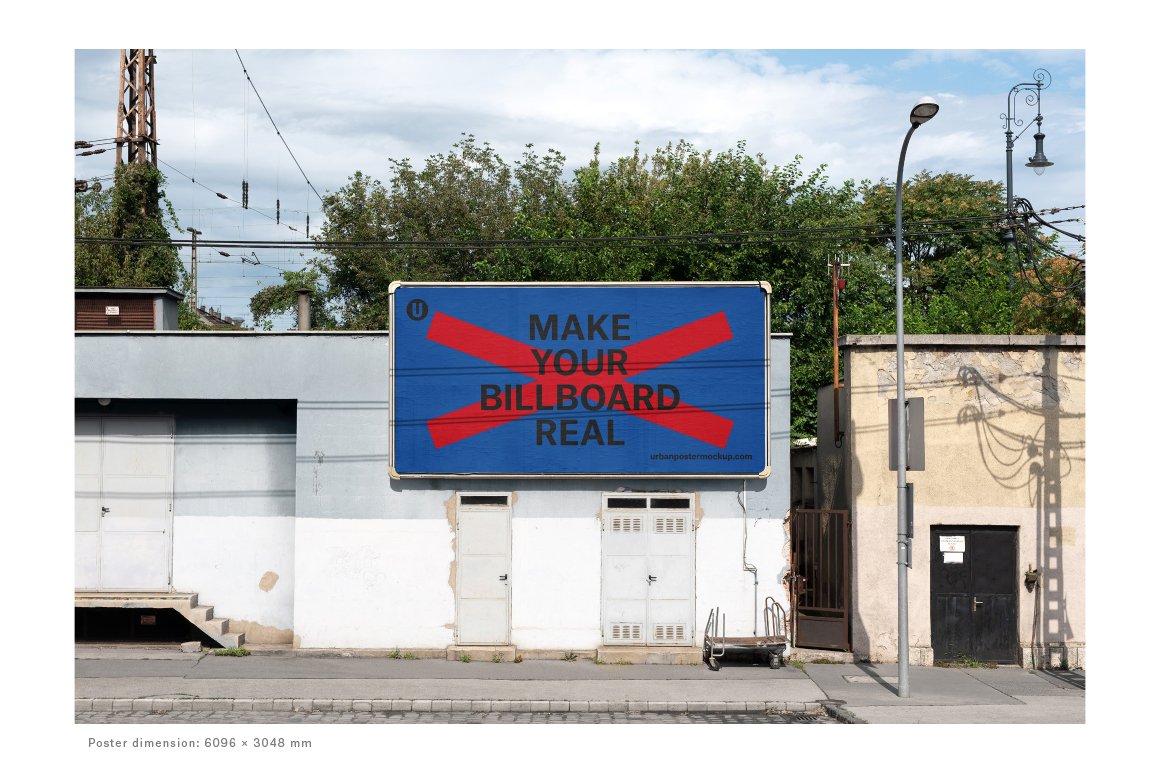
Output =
[{"x1": 73, "y1": 47, "x2": 1085, "y2": 327}]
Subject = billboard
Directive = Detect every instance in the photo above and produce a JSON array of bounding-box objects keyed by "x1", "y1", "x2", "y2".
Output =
[{"x1": 389, "y1": 282, "x2": 770, "y2": 477}]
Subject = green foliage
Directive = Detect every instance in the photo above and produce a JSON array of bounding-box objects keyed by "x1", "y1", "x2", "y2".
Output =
[
  {"x1": 269, "y1": 140, "x2": 1081, "y2": 440},
  {"x1": 74, "y1": 165, "x2": 216, "y2": 332},
  {"x1": 75, "y1": 165, "x2": 184, "y2": 290},
  {"x1": 211, "y1": 646, "x2": 250, "y2": 657},
  {"x1": 855, "y1": 172, "x2": 1023, "y2": 334},
  {"x1": 249, "y1": 267, "x2": 334, "y2": 331},
  {"x1": 1013, "y1": 256, "x2": 1085, "y2": 335},
  {"x1": 306, "y1": 136, "x2": 861, "y2": 436}
]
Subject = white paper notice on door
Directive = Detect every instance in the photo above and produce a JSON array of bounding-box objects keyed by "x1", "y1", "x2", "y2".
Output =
[
  {"x1": 939, "y1": 535, "x2": 965, "y2": 552},
  {"x1": 943, "y1": 552, "x2": 964, "y2": 564}
]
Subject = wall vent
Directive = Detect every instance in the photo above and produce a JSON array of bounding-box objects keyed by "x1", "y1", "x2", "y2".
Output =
[
  {"x1": 610, "y1": 516, "x2": 643, "y2": 533},
  {"x1": 610, "y1": 623, "x2": 643, "y2": 641},
  {"x1": 653, "y1": 623, "x2": 686, "y2": 641}
]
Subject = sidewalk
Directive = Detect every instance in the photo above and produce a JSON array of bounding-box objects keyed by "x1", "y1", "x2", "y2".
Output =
[{"x1": 74, "y1": 645, "x2": 1085, "y2": 723}]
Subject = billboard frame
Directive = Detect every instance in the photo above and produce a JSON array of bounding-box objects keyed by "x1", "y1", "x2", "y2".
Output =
[{"x1": 388, "y1": 281, "x2": 772, "y2": 479}]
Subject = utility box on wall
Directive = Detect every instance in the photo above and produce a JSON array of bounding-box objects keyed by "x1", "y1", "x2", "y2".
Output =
[{"x1": 888, "y1": 397, "x2": 925, "y2": 471}]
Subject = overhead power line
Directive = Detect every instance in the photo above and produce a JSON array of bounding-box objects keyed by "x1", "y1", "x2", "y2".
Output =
[
  {"x1": 234, "y1": 50, "x2": 324, "y2": 204},
  {"x1": 74, "y1": 208, "x2": 1085, "y2": 253},
  {"x1": 158, "y1": 159, "x2": 309, "y2": 234}
]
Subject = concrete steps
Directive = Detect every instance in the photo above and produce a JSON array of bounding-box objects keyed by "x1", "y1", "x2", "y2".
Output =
[
  {"x1": 443, "y1": 645, "x2": 702, "y2": 665},
  {"x1": 446, "y1": 645, "x2": 517, "y2": 662},
  {"x1": 74, "y1": 591, "x2": 245, "y2": 649},
  {"x1": 595, "y1": 646, "x2": 703, "y2": 665}
]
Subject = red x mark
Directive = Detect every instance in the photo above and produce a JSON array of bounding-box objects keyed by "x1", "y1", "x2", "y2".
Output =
[{"x1": 424, "y1": 311, "x2": 735, "y2": 449}]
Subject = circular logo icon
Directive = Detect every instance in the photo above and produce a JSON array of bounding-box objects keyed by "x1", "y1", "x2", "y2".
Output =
[{"x1": 406, "y1": 298, "x2": 429, "y2": 322}]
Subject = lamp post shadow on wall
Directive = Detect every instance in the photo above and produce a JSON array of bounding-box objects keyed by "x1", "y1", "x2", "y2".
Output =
[{"x1": 894, "y1": 97, "x2": 938, "y2": 698}]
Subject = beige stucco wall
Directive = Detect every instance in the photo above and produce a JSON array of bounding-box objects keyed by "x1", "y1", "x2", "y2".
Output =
[{"x1": 840, "y1": 336, "x2": 1084, "y2": 667}]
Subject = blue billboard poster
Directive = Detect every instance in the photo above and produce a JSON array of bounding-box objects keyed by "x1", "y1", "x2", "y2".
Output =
[{"x1": 389, "y1": 283, "x2": 770, "y2": 477}]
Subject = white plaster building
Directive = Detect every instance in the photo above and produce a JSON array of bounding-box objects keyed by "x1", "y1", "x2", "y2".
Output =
[{"x1": 74, "y1": 294, "x2": 793, "y2": 660}]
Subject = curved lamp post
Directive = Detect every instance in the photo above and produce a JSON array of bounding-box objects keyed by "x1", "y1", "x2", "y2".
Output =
[
  {"x1": 894, "y1": 97, "x2": 938, "y2": 698},
  {"x1": 1002, "y1": 69, "x2": 1052, "y2": 244}
]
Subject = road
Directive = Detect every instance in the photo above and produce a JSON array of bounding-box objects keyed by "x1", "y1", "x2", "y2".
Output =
[{"x1": 77, "y1": 709, "x2": 836, "y2": 724}]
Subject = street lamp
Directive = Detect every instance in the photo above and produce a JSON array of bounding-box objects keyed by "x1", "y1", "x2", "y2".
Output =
[
  {"x1": 894, "y1": 97, "x2": 938, "y2": 699},
  {"x1": 1002, "y1": 69, "x2": 1053, "y2": 244}
]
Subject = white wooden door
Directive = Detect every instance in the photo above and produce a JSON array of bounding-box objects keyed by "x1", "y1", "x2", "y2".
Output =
[
  {"x1": 74, "y1": 416, "x2": 174, "y2": 591},
  {"x1": 456, "y1": 494, "x2": 511, "y2": 644},
  {"x1": 601, "y1": 495, "x2": 695, "y2": 645},
  {"x1": 75, "y1": 417, "x2": 102, "y2": 590}
]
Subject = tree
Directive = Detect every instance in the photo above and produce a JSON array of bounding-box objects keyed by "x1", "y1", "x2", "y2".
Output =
[
  {"x1": 281, "y1": 137, "x2": 861, "y2": 437},
  {"x1": 856, "y1": 172, "x2": 1016, "y2": 331},
  {"x1": 854, "y1": 170, "x2": 1083, "y2": 337},
  {"x1": 75, "y1": 164, "x2": 184, "y2": 289},
  {"x1": 314, "y1": 134, "x2": 541, "y2": 328},
  {"x1": 257, "y1": 142, "x2": 1085, "y2": 439},
  {"x1": 249, "y1": 267, "x2": 335, "y2": 331},
  {"x1": 1013, "y1": 255, "x2": 1086, "y2": 334}
]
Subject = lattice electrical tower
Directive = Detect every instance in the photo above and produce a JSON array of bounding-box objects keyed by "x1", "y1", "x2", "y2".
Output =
[{"x1": 115, "y1": 49, "x2": 158, "y2": 167}]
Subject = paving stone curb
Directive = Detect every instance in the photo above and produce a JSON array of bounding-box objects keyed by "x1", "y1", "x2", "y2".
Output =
[
  {"x1": 819, "y1": 700, "x2": 865, "y2": 724},
  {"x1": 75, "y1": 698, "x2": 824, "y2": 714}
]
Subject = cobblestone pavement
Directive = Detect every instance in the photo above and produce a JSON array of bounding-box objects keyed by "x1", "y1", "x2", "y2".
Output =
[{"x1": 78, "y1": 710, "x2": 836, "y2": 724}]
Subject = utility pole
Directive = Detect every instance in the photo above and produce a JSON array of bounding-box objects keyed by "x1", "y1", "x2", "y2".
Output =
[
  {"x1": 831, "y1": 258, "x2": 848, "y2": 446},
  {"x1": 187, "y1": 228, "x2": 202, "y2": 311},
  {"x1": 116, "y1": 50, "x2": 158, "y2": 168}
]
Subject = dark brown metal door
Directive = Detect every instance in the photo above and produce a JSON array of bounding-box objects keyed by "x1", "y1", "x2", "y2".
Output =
[
  {"x1": 788, "y1": 509, "x2": 850, "y2": 650},
  {"x1": 930, "y1": 526, "x2": 1018, "y2": 663}
]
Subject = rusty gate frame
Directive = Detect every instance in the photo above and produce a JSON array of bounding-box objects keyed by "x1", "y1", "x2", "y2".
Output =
[{"x1": 786, "y1": 508, "x2": 851, "y2": 651}]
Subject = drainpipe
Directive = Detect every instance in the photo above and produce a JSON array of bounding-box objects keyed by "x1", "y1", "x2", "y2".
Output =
[
  {"x1": 297, "y1": 288, "x2": 312, "y2": 331},
  {"x1": 739, "y1": 481, "x2": 759, "y2": 635}
]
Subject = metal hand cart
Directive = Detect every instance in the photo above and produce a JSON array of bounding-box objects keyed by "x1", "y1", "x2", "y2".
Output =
[{"x1": 702, "y1": 596, "x2": 788, "y2": 671}]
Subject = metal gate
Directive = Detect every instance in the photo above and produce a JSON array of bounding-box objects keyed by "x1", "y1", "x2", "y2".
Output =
[{"x1": 787, "y1": 508, "x2": 850, "y2": 651}]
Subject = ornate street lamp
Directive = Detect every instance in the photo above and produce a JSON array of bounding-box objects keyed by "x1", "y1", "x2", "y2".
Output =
[
  {"x1": 1002, "y1": 69, "x2": 1053, "y2": 244},
  {"x1": 894, "y1": 97, "x2": 938, "y2": 699}
]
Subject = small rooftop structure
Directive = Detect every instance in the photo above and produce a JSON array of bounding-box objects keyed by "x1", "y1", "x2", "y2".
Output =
[{"x1": 75, "y1": 287, "x2": 183, "y2": 331}]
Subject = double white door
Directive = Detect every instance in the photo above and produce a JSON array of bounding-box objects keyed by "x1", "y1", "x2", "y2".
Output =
[
  {"x1": 75, "y1": 416, "x2": 174, "y2": 591},
  {"x1": 602, "y1": 495, "x2": 695, "y2": 645}
]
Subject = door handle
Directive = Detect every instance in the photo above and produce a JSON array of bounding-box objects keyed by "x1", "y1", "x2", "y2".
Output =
[
  {"x1": 101, "y1": 506, "x2": 110, "y2": 516},
  {"x1": 972, "y1": 597, "x2": 984, "y2": 610},
  {"x1": 498, "y1": 574, "x2": 508, "y2": 581},
  {"x1": 647, "y1": 575, "x2": 657, "y2": 583}
]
